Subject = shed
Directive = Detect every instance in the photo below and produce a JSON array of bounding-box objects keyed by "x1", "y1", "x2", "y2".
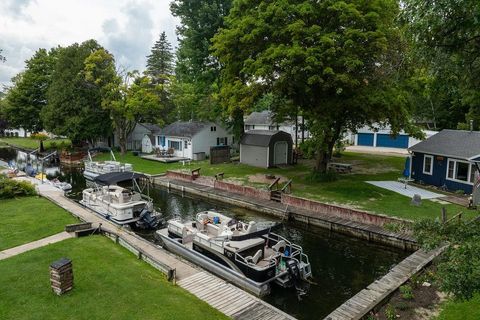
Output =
[
  {"x1": 141, "y1": 134, "x2": 154, "y2": 153},
  {"x1": 408, "y1": 129, "x2": 480, "y2": 194},
  {"x1": 240, "y1": 130, "x2": 293, "y2": 168}
]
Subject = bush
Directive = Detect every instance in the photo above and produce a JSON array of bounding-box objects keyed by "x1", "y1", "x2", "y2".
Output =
[
  {"x1": 306, "y1": 170, "x2": 338, "y2": 182},
  {"x1": 384, "y1": 304, "x2": 396, "y2": 320},
  {"x1": 400, "y1": 284, "x2": 414, "y2": 300},
  {"x1": 298, "y1": 140, "x2": 317, "y2": 159},
  {"x1": 0, "y1": 175, "x2": 36, "y2": 199}
]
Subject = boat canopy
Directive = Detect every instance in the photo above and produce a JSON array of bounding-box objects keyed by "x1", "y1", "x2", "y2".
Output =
[{"x1": 94, "y1": 172, "x2": 146, "y2": 185}]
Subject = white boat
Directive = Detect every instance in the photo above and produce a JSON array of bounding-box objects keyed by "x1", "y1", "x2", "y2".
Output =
[
  {"x1": 83, "y1": 147, "x2": 133, "y2": 180},
  {"x1": 80, "y1": 172, "x2": 162, "y2": 229},
  {"x1": 156, "y1": 211, "x2": 312, "y2": 296}
]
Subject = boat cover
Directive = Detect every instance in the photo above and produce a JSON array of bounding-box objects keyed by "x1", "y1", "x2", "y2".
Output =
[{"x1": 94, "y1": 172, "x2": 146, "y2": 185}]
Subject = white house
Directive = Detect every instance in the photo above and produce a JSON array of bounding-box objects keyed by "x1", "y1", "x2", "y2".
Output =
[
  {"x1": 244, "y1": 111, "x2": 310, "y2": 146},
  {"x1": 3, "y1": 128, "x2": 30, "y2": 137},
  {"x1": 153, "y1": 121, "x2": 233, "y2": 159},
  {"x1": 351, "y1": 125, "x2": 438, "y2": 149},
  {"x1": 112, "y1": 123, "x2": 161, "y2": 151}
]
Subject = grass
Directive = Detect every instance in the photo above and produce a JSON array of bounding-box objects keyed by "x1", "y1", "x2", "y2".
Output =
[
  {"x1": 0, "y1": 196, "x2": 78, "y2": 250},
  {"x1": 436, "y1": 295, "x2": 480, "y2": 320},
  {"x1": 0, "y1": 235, "x2": 228, "y2": 320},
  {"x1": 96, "y1": 151, "x2": 474, "y2": 221},
  {"x1": 0, "y1": 137, "x2": 71, "y2": 150}
]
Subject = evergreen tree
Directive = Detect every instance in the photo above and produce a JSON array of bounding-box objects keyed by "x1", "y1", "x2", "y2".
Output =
[{"x1": 145, "y1": 32, "x2": 174, "y2": 85}]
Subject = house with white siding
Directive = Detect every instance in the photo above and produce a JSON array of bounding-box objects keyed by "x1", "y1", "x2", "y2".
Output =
[{"x1": 153, "y1": 121, "x2": 233, "y2": 159}]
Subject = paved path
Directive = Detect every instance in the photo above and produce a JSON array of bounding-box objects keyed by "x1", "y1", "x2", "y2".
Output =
[
  {"x1": 345, "y1": 146, "x2": 409, "y2": 156},
  {"x1": 366, "y1": 181, "x2": 443, "y2": 199},
  {"x1": 0, "y1": 231, "x2": 73, "y2": 261}
]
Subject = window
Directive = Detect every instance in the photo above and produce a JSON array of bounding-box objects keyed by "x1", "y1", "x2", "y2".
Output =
[
  {"x1": 217, "y1": 137, "x2": 228, "y2": 145},
  {"x1": 157, "y1": 136, "x2": 166, "y2": 147},
  {"x1": 211, "y1": 126, "x2": 217, "y2": 132},
  {"x1": 446, "y1": 159, "x2": 474, "y2": 184},
  {"x1": 184, "y1": 140, "x2": 188, "y2": 149},
  {"x1": 423, "y1": 155, "x2": 433, "y2": 175},
  {"x1": 168, "y1": 140, "x2": 182, "y2": 150}
]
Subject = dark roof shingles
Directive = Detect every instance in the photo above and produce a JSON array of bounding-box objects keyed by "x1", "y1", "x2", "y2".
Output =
[{"x1": 158, "y1": 121, "x2": 211, "y2": 138}]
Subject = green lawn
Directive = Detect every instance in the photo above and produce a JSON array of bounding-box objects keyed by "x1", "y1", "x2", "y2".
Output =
[
  {"x1": 436, "y1": 295, "x2": 480, "y2": 320},
  {"x1": 98, "y1": 151, "x2": 475, "y2": 221},
  {"x1": 0, "y1": 137, "x2": 71, "y2": 150},
  {"x1": 0, "y1": 235, "x2": 227, "y2": 320},
  {"x1": 0, "y1": 197, "x2": 78, "y2": 250}
]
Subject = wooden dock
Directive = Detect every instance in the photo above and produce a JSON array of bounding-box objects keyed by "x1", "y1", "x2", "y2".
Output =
[
  {"x1": 178, "y1": 272, "x2": 295, "y2": 320},
  {"x1": 31, "y1": 181, "x2": 294, "y2": 320},
  {"x1": 324, "y1": 246, "x2": 446, "y2": 320}
]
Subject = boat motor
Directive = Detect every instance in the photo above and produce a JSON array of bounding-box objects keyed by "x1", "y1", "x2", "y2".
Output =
[{"x1": 286, "y1": 259, "x2": 308, "y2": 300}]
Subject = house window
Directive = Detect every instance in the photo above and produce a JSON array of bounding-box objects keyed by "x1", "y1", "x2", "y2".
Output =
[
  {"x1": 217, "y1": 137, "x2": 228, "y2": 145},
  {"x1": 446, "y1": 159, "x2": 474, "y2": 184},
  {"x1": 184, "y1": 140, "x2": 188, "y2": 149},
  {"x1": 211, "y1": 126, "x2": 217, "y2": 132},
  {"x1": 423, "y1": 155, "x2": 433, "y2": 175},
  {"x1": 168, "y1": 140, "x2": 182, "y2": 151},
  {"x1": 157, "y1": 136, "x2": 166, "y2": 147}
]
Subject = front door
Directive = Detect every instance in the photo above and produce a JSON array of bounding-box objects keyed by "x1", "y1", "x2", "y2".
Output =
[{"x1": 274, "y1": 141, "x2": 288, "y2": 165}]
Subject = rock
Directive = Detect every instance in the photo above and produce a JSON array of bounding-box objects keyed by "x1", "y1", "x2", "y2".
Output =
[{"x1": 422, "y1": 281, "x2": 431, "y2": 287}]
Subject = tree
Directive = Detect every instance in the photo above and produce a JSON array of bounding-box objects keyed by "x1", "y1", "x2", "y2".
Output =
[
  {"x1": 403, "y1": 0, "x2": 480, "y2": 129},
  {"x1": 213, "y1": 0, "x2": 417, "y2": 172},
  {"x1": 41, "y1": 40, "x2": 112, "y2": 145},
  {"x1": 146, "y1": 32, "x2": 175, "y2": 85},
  {"x1": 414, "y1": 218, "x2": 480, "y2": 301},
  {"x1": 85, "y1": 50, "x2": 165, "y2": 154},
  {"x1": 170, "y1": 0, "x2": 232, "y2": 120},
  {"x1": 0, "y1": 49, "x2": 5, "y2": 62},
  {"x1": 3, "y1": 48, "x2": 57, "y2": 135}
]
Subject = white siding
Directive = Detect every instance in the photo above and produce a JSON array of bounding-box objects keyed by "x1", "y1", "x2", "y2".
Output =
[
  {"x1": 191, "y1": 124, "x2": 234, "y2": 157},
  {"x1": 240, "y1": 144, "x2": 268, "y2": 168}
]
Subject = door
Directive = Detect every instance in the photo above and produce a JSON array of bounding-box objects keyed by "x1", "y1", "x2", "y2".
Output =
[
  {"x1": 357, "y1": 133, "x2": 374, "y2": 146},
  {"x1": 274, "y1": 141, "x2": 288, "y2": 165},
  {"x1": 376, "y1": 134, "x2": 409, "y2": 148}
]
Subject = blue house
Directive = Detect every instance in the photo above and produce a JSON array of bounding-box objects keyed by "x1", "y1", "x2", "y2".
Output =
[{"x1": 408, "y1": 130, "x2": 480, "y2": 194}]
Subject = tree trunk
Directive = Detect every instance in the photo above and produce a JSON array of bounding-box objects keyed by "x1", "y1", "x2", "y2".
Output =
[
  {"x1": 313, "y1": 131, "x2": 339, "y2": 173},
  {"x1": 117, "y1": 127, "x2": 128, "y2": 155}
]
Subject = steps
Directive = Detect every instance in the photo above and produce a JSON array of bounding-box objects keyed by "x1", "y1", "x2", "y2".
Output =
[{"x1": 270, "y1": 191, "x2": 282, "y2": 202}]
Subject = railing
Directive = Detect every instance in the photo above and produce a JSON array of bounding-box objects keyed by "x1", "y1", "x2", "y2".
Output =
[
  {"x1": 268, "y1": 177, "x2": 281, "y2": 191},
  {"x1": 234, "y1": 252, "x2": 276, "y2": 270}
]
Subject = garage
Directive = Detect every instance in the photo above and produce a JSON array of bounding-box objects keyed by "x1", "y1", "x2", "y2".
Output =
[
  {"x1": 240, "y1": 130, "x2": 293, "y2": 168},
  {"x1": 376, "y1": 134, "x2": 409, "y2": 148},
  {"x1": 357, "y1": 133, "x2": 374, "y2": 146}
]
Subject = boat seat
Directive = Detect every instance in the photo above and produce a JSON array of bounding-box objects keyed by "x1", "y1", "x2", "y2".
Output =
[
  {"x1": 245, "y1": 249, "x2": 263, "y2": 265},
  {"x1": 272, "y1": 240, "x2": 286, "y2": 253}
]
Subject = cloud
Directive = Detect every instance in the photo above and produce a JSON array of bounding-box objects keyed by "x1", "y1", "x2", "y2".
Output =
[{"x1": 2, "y1": 0, "x2": 35, "y2": 18}]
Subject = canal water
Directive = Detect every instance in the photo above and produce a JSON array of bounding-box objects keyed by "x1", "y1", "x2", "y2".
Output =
[{"x1": 0, "y1": 147, "x2": 409, "y2": 319}]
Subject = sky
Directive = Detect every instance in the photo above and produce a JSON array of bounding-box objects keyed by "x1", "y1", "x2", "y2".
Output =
[{"x1": 0, "y1": 0, "x2": 179, "y2": 87}]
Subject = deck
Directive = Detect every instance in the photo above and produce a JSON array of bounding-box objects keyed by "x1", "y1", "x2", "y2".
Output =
[
  {"x1": 140, "y1": 154, "x2": 190, "y2": 163},
  {"x1": 324, "y1": 246, "x2": 446, "y2": 320}
]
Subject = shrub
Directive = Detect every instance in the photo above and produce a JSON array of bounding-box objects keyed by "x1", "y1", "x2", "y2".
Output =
[
  {"x1": 298, "y1": 140, "x2": 317, "y2": 159},
  {"x1": 384, "y1": 304, "x2": 396, "y2": 320},
  {"x1": 400, "y1": 284, "x2": 414, "y2": 300},
  {"x1": 0, "y1": 175, "x2": 36, "y2": 199},
  {"x1": 306, "y1": 170, "x2": 338, "y2": 182}
]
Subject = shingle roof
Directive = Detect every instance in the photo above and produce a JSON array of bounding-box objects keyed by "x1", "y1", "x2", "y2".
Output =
[
  {"x1": 158, "y1": 121, "x2": 212, "y2": 138},
  {"x1": 139, "y1": 123, "x2": 161, "y2": 133},
  {"x1": 244, "y1": 111, "x2": 275, "y2": 125},
  {"x1": 240, "y1": 130, "x2": 289, "y2": 147},
  {"x1": 408, "y1": 129, "x2": 480, "y2": 160}
]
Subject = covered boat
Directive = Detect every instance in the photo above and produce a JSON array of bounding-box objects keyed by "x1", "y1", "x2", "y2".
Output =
[
  {"x1": 156, "y1": 211, "x2": 312, "y2": 296},
  {"x1": 80, "y1": 172, "x2": 162, "y2": 229},
  {"x1": 83, "y1": 147, "x2": 133, "y2": 180}
]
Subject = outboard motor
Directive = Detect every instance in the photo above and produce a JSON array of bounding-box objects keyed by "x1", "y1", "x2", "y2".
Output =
[
  {"x1": 286, "y1": 259, "x2": 308, "y2": 300},
  {"x1": 136, "y1": 208, "x2": 163, "y2": 229}
]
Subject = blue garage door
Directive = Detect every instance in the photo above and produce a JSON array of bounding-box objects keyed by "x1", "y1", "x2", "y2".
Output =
[
  {"x1": 357, "y1": 133, "x2": 374, "y2": 146},
  {"x1": 376, "y1": 134, "x2": 409, "y2": 148}
]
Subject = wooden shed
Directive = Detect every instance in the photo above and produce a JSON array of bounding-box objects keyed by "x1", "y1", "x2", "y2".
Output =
[{"x1": 240, "y1": 130, "x2": 293, "y2": 168}]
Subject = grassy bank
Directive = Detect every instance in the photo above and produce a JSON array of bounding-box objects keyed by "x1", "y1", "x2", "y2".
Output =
[
  {"x1": 0, "y1": 196, "x2": 78, "y2": 250},
  {"x1": 437, "y1": 295, "x2": 480, "y2": 320},
  {"x1": 0, "y1": 137, "x2": 71, "y2": 150},
  {"x1": 0, "y1": 235, "x2": 227, "y2": 320},
  {"x1": 97, "y1": 151, "x2": 471, "y2": 221}
]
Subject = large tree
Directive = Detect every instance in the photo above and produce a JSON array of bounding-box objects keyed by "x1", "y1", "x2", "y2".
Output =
[
  {"x1": 85, "y1": 50, "x2": 165, "y2": 154},
  {"x1": 170, "y1": 0, "x2": 232, "y2": 121},
  {"x1": 41, "y1": 40, "x2": 112, "y2": 145},
  {"x1": 145, "y1": 32, "x2": 175, "y2": 85},
  {"x1": 3, "y1": 48, "x2": 57, "y2": 135},
  {"x1": 213, "y1": 0, "x2": 416, "y2": 172},
  {"x1": 403, "y1": 0, "x2": 480, "y2": 130}
]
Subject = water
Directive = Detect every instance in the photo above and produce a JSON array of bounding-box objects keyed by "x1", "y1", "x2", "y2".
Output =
[{"x1": 0, "y1": 146, "x2": 408, "y2": 319}]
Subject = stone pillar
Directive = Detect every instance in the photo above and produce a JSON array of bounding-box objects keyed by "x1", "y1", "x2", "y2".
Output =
[{"x1": 50, "y1": 258, "x2": 73, "y2": 295}]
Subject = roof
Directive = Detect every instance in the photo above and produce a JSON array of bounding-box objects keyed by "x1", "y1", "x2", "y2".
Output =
[
  {"x1": 244, "y1": 111, "x2": 274, "y2": 125},
  {"x1": 408, "y1": 129, "x2": 480, "y2": 160},
  {"x1": 139, "y1": 123, "x2": 161, "y2": 133},
  {"x1": 94, "y1": 172, "x2": 146, "y2": 185},
  {"x1": 240, "y1": 130, "x2": 291, "y2": 147},
  {"x1": 158, "y1": 121, "x2": 213, "y2": 138}
]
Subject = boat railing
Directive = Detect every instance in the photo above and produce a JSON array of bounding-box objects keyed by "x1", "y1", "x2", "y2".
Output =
[
  {"x1": 234, "y1": 252, "x2": 276, "y2": 270},
  {"x1": 194, "y1": 233, "x2": 225, "y2": 253},
  {"x1": 265, "y1": 232, "x2": 310, "y2": 271}
]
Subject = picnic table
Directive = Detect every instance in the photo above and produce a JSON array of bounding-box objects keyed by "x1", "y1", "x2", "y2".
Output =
[{"x1": 328, "y1": 162, "x2": 352, "y2": 174}]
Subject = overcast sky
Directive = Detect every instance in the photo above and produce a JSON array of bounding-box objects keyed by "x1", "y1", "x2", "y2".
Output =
[{"x1": 0, "y1": 0, "x2": 179, "y2": 88}]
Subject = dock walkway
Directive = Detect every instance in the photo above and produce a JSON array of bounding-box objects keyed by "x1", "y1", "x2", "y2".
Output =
[
  {"x1": 34, "y1": 183, "x2": 294, "y2": 320},
  {"x1": 324, "y1": 246, "x2": 446, "y2": 320}
]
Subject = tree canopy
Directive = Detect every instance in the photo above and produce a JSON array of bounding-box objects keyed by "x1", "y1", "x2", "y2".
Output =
[
  {"x1": 213, "y1": 0, "x2": 416, "y2": 171},
  {"x1": 145, "y1": 31, "x2": 175, "y2": 85},
  {"x1": 41, "y1": 40, "x2": 112, "y2": 145}
]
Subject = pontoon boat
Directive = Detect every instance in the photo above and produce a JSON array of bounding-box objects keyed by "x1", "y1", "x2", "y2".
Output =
[{"x1": 83, "y1": 147, "x2": 133, "y2": 180}]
